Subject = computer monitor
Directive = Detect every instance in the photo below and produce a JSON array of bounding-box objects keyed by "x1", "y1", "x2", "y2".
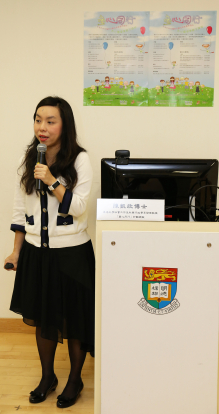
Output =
[{"x1": 101, "y1": 152, "x2": 218, "y2": 221}]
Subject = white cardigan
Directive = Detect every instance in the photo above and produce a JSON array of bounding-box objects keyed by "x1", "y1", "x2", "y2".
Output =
[{"x1": 11, "y1": 152, "x2": 93, "y2": 248}]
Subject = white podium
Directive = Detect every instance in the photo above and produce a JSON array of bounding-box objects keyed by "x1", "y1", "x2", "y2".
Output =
[{"x1": 95, "y1": 222, "x2": 219, "y2": 414}]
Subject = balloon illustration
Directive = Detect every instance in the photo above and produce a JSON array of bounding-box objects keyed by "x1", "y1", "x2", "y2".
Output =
[
  {"x1": 206, "y1": 26, "x2": 212, "y2": 35},
  {"x1": 168, "y1": 42, "x2": 174, "y2": 50},
  {"x1": 140, "y1": 27, "x2": 145, "y2": 35},
  {"x1": 103, "y1": 42, "x2": 108, "y2": 50}
]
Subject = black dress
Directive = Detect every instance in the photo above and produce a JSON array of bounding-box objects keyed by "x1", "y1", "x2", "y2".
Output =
[{"x1": 10, "y1": 239, "x2": 95, "y2": 352}]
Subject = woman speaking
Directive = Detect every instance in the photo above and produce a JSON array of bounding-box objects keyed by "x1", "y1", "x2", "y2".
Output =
[{"x1": 4, "y1": 96, "x2": 95, "y2": 408}]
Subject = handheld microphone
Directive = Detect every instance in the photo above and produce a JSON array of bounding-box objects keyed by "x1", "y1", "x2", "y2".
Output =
[{"x1": 36, "y1": 143, "x2": 47, "y2": 190}]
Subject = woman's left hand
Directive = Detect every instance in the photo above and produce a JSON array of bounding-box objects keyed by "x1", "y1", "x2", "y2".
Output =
[{"x1": 34, "y1": 164, "x2": 56, "y2": 186}]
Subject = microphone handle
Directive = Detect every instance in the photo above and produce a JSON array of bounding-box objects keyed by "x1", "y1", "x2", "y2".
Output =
[{"x1": 36, "y1": 152, "x2": 46, "y2": 190}]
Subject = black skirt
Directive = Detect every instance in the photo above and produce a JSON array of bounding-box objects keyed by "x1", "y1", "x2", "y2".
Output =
[{"x1": 10, "y1": 239, "x2": 95, "y2": 351}]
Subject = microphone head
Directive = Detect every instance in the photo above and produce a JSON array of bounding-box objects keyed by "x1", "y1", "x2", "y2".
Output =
[{"x1": 37, "y1": 143, "x2": 47, "y2": 153}]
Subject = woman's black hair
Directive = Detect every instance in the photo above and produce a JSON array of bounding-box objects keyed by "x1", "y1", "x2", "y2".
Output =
[{"x1": 20, "y1": 96, "x2": 85, "y2": 194}]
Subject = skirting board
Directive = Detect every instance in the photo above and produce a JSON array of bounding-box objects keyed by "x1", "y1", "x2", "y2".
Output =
[{"x1": 0, "y1": 318, "x2": 35, "y2": 334}]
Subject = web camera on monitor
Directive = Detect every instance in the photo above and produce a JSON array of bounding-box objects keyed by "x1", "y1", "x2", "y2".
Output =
[{"x1": 115, "y1": 150, "x2": 130, "y2": 165}]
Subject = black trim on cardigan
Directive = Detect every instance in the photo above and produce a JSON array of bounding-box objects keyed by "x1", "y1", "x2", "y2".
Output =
[
  {"x1": 25, "y1": 214, "x2": 34, "y2": 225},
  {"x1": 10, "y1": 224, "x2": 26, "y2": 233},
  {"x1": 57, "y1": 215, "x2": 73, "y2": 226},
  {"x1": 40, "y1": 191, "x2": 49, "y2": 248},
  {"x1": 58, "y1": 189, "x2": 73, "y2": 214}
]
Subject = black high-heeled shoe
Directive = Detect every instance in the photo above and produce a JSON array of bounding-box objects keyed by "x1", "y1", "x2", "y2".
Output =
[
  {"x1": 29, "y1": 375, "x2": 58, "y2": 404},
  {"x1": 57, "y1": 378, "x2": 84, "y2": 408}
]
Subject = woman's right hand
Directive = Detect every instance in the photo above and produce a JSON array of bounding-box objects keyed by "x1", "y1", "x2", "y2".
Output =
[{"x1": 4, "y1": 252, "x2": 19, "y2": 271}]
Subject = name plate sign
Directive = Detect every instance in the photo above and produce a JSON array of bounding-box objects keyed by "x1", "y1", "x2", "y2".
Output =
[{"x1": 97, "y1": 199, "x2": 164, "y2": 221}]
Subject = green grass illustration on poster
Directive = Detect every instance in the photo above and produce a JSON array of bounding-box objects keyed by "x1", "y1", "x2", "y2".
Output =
[
  {"x1": 83, "y1": 84, "x2": 148, "y2": 106},
  {"x1": 148, "y1": 84, "x2": 214, "y2": 107}
]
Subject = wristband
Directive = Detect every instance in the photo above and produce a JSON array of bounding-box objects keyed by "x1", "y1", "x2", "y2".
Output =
[{"x1": 48, "y1": 180, "x2": 60, "y2": 191}]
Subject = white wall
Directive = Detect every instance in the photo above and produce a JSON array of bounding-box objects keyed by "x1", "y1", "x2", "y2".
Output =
[{"x1": 0, "y1": 0, "x2": 219, "y2": 318}]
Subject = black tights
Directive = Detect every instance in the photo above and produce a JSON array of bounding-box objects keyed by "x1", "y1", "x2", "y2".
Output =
[{"x1": 34, "y1": 327, "x2": 86, "y2": 398}]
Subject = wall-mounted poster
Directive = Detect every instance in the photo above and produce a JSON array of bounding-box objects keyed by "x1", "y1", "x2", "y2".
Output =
[
  {"x1": 84, "y1": 12, "x2": 149, "y2": 106},
  {"x1": 148, "y1": 11, "x2": 216, "y2": 107},
  {"x1": 84, "y1": 11, "x2": 216, "y2": 107}
]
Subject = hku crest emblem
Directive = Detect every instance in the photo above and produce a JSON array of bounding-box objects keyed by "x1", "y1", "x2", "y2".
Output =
[{"x1": 138, "y1": 267, "x2": 180, "y2": 315}]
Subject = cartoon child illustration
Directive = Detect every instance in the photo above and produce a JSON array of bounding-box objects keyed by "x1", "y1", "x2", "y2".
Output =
[
  {"x1": 91, "y1": 100, "x2": 94, "y2": 104},
  {"x1": 101, "y1": 80, "x2": 105, "y2": 89},
  {"x1": 175, "y1": 77, "x2": 179, "y2": 86},
  {"x1": 110, "y1": 77, "x2": 114, "y2": 84},
  {"x1": 155, "y1": 85, "x2": 160, "y2": 94},
  {"x1": 180, "y1": 77, "x2": 184, "y2": 86},
  {"x1": 195, "y1": 81, "x2": 200, "y2": 93},
  {"x1": 172, "y1": 61, "x2": 176, "y2": 69},
  {"x1": 184, "y1": 77, "x2": 189, "y2": 89},
  {"x1": 95, "y1": 79, "x2": 100, "y2": 92},
  {"x1": 105, "y1": 76, "x2": 111, "y2": 90},
  {"x1": 115, "y1": 77, "x2": 119, "y2": 84},
  {"x1": 107, "y1": 61, "x2": 111, "y2": 67},
  {"x1": 160, "y1": 80, "x2": 165, "y2": 92},
  {"x1": 164, "y1": 15, "x2": 171, "y2": 25},
  {"x1": 119, "y1": 77, "x2": 124, "y2": 89},
  {"x1": 189, "y1": 81, "x2": 194, "y2": 90},
  {"x1": 201, "y1": 84, "x2": 205, "y2": 93},
  {"x1": 166, "y1": 80, "x2": 170, "y2": 88},
  {"x1": 124, "y1": 80, "x2": 129, "y2": 89},
  {"x1": 169, "y1": 76, "x2": 176, "y2": 89},
  {"x1": 130, "y1": 81, "x2": 135, "y2": 95},
  {"x1": 91, "y1": 85, "x2": 96, "y2": 93},
  {"x1": 135, "y1": 84, "x2": 139, "y2": 91},
  {"x1": 155, "y1": 100, "x2": 159, "y2": 105}
]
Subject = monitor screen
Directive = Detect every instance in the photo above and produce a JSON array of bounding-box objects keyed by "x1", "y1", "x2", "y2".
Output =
[{"x1": 101, "y1": 156, "x2": 218, "y2": 221}]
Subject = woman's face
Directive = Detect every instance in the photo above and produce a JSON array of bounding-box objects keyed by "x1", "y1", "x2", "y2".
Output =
[{"x1": 34, "y1": 106, "x2": 63, "y2": 150}]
